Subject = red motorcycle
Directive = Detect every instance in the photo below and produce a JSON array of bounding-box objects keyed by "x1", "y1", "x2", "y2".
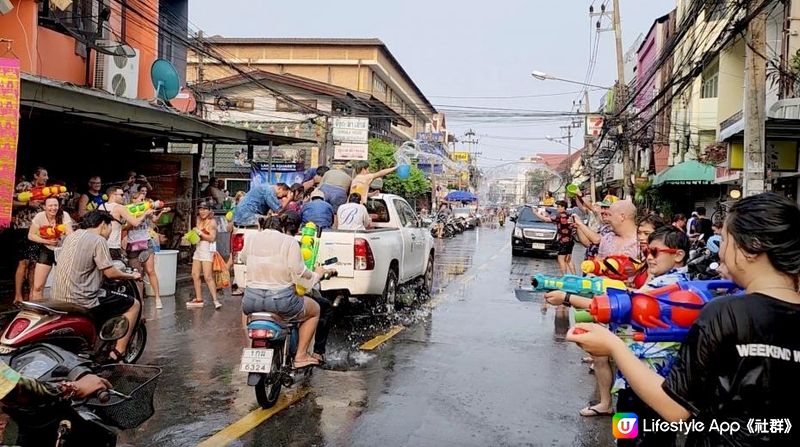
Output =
[{"x1": 0, "y1": 278, "x2": 148, "y2": 364}]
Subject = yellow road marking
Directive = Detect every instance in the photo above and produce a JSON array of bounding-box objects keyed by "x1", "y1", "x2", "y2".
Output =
[
  {"x1": 359, "y1": 325, "x2": 405, "y2": 350},
  {"x1": 197, "y1": 388, "x2": 309, "y2": 447}
]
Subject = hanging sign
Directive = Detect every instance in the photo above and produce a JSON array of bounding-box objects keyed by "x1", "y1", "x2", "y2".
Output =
[{"x1": 0, "y1": 58, "x2": 21, "y2": 229}]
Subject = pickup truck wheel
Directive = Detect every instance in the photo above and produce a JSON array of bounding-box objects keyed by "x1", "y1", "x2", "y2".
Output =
[
  {"x1": 379, "y1": 269, "x2": 398, "y2": 314},
  {"x1": 419, "y1": 255, "x2": 434, "y2": 296}
]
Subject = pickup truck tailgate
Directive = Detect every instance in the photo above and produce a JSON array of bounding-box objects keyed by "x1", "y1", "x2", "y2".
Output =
[{"x1": 317, "y1": 232, "x2": 356, "y2": 278}]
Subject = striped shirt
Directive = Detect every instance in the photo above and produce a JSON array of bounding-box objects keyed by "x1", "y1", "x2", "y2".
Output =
[{"x1": 52, "y1": 230, "x2": 114, "y2": 308}]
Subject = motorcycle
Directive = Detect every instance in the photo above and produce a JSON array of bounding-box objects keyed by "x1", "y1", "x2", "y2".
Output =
[
  {"x1": 687, "y1": 235, "x2": 722, "y2": 280},
  {"x1": 0, "y1": 261, "x2": 148, "y2": 365},
  {"x1": 498, "y1": 215, "x2": 506, "y2": 227},
  {"x1": 1, "y1": 340, "x2": 161, "y2": 446},
  {"x1": 242, "y1": 260, "x2": 338, "y2": 409}
]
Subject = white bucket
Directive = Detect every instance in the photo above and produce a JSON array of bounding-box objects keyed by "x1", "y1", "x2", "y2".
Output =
[{"x1": 145, "y1": 250, "x2": 178, "y2": 296}]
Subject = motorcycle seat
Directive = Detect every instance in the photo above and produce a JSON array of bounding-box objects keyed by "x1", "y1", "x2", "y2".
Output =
[
  {"x1": 24, "y1": 301, "x2": 93, "y2": 315},
  {"x1": 247, "y1": 312, "x2": 288, "y2": 327}
]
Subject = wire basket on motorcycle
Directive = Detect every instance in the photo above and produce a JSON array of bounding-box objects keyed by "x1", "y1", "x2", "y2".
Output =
[{"x1": 85, "y1": 364, "x2": 162, "y2": 429}]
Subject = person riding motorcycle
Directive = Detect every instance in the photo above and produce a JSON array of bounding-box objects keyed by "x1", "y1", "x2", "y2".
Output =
[
  {"x1": 51, "y1": 210, "x2": 142, "y2": 362},
  {"x1": 240, "y1": 214, "x2": 336, "y2": 368},
  {"x1": 498, "y1": 208, "x2": 506, "y2": 226}
]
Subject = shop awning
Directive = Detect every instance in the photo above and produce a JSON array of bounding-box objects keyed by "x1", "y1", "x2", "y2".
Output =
[
  {"x1": 19, "y1": 74, "x2": 314, "y2": 145},
  {"x1": 653, "y1": 159, "x2": 715, "y2": 186}
]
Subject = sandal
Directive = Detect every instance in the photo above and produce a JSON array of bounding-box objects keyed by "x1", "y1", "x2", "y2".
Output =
[
  {"x1": 293, "y1": 358, "x2": 320, "y2": 369},
  {"x1": 231, "y1": 289, "x2": 244, "y2": 296},
  {"x1": 311, "y1": 353, "x2": 326, "y2": 364},
  {"x1": 186, "y1": 299, "x2": 205, "y2": 308},
  {"x1": 581, "y1": 356, "x2": 593, "y2": 363},
  {"x1": 579, "y1": 406, "x2": 613, "y2": 417}
]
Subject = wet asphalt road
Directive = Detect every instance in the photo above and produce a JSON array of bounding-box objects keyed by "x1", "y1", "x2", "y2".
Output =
[{"x1": 120, "y1": 224, "x2": 615, "y2": 447}]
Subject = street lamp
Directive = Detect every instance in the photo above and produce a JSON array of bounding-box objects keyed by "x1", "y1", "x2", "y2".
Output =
[{"x1": 530, "y1": 71, "x2": 611, "y2": 90}]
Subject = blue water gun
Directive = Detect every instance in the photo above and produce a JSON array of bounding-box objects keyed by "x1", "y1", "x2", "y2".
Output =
[
  {"x1": 531, "y1": 273, "x2": 627, "y2": 297},
  {"x1": 589, "y1": 280, "x2": 743, "y2": 342}
]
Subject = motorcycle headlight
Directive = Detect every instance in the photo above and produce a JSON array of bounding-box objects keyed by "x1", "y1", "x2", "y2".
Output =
[{"x1": 514, "y1": 227, "x2": 523, "y2": 238}]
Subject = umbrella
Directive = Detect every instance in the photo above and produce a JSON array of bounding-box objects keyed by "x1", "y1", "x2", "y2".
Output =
[{"x1": 445, "y1": 190, "x2": 477, "y2": 202}]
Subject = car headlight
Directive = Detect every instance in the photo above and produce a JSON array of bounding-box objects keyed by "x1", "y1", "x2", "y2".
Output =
[{"x1": 514, "y1": 227, "x2": 523, "y2": 238}]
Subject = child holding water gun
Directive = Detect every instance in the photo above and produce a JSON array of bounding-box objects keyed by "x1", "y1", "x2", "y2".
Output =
[{"x1": 568, "y1": 193, "x2": 800, "y2": 446}]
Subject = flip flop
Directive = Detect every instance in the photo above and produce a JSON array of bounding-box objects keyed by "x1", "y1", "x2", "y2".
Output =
[
  {"x1": 580, "y1": 406, "x2": 613, "y2": 417},
  {"x1": 231, "y1": 289, "x2": 244, "y2": 296},
  {"x1": 293, "y1": 358, "x2": 320, "y2": 369},
  {"x1": 581, "y1": 356, "x2": 593, "y2": 363},
  {"x1": 311, "y1": 353, "x2": 326, "y2": 364},
  {"x1": 186, "y1": 299, "x2": 205, "y2": 308}
]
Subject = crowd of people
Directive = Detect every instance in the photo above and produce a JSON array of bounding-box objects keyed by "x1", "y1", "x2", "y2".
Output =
[{"x1": 534, "y1": 190, "x2": 800, "y2": 446}]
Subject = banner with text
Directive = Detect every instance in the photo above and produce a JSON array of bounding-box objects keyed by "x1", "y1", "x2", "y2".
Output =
[
  {"x1": 0, "y1": 58, "x2": 21, "y2": 229},
  {"x1": 250, "y1": 162, "x2": 305, "y2": 187}
]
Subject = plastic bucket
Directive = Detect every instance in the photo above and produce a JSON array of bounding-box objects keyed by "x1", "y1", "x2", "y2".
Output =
[
  {"x1": 145, "y1": 250, "x2": 178, "y2": 296},
  {"x1": 566, "y1": 184, "x2": 580, "y2": 197},
  {"x1": 397, "y1": 164, "x2": 411, "y2": 179}
]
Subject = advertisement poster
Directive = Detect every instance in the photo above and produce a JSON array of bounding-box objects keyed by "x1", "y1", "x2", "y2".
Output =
[
  {"x1": 250, "y1": 162, "x2": 305, "y2": 187},
  {"x1": 0, "y1": 58, "x2": 21, "y2": 229}
]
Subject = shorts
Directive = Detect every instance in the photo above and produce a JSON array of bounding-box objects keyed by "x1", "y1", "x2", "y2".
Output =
[
  {"x1": 89, "y1": 292, "x2": 135, "y2": 323},
  {"x1": 557, "y1": 241, "x2": 575, "y2": 256},
  {"x1": 14, "y1": 229, "x2": 39, "y2": 262},
  {"x1": 242, "y1": 287, "x2": 305, "y2": 322},
  {"x1": 127, "y1": 240, "x2": 152, "y2": 264},
  {"x1": 109, "y1": 248, "x2": 125, "y2": 262},
  {"x1": 36, "y1": 247, "x2": 56, "y2": 266}
]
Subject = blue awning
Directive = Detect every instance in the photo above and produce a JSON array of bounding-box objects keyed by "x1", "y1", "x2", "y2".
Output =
[{"x1": 445, "y1": 190, "x2": 477, "y2": 202}]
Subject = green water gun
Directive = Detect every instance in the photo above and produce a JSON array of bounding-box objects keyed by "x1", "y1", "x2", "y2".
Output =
[{"x1": 296, "y1": 222, "x2": 321, "y2": 295}]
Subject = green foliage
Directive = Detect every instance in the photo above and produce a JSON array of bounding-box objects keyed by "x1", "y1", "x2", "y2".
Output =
[{"x1": 367, "y1": 138, "x2": 431, "y2": 199}]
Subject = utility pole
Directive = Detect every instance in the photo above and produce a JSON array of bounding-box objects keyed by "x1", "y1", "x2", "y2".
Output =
[
  {"x1": 196, "y1": 30, "x2": 206, "y2": 119},
  {"x1": 743, "y1": 2, "x2": 768, "y2": 197},
  {"x1": 560, "y1": 124, "x2": 573, "y2": 186},
  {"x1": 611, "y1": 0, "x2": 632, "y2": 199},
  {"x1": 583, "y1": 90, "x2": 597, "y2": 203}
]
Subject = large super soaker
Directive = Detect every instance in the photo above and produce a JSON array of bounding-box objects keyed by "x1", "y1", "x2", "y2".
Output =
[
  {"x1": 296, "y1": 222, "x2": 321, "y2": 296},
  {"x1": 17, "y1": 186, "x2": 67, "y2": 203},
  {"x1": 589, "y1": 280, "x2": 743, "y2": 342},
  {"x1": 125, "y1": 200, "x2": 165, "y2": 218},
  {"x1": 531, "y1": 273, "x2": 627, "y2": 297}
]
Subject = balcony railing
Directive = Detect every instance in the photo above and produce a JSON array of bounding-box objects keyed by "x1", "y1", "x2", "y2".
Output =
[{"x1": 719, "y1": 110, "x2": 743, "y2": 132}]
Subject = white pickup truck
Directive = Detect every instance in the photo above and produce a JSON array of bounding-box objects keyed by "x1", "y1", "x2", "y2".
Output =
[{"x1": 230, "y1": 194, "x2": 435, "y2": 312}]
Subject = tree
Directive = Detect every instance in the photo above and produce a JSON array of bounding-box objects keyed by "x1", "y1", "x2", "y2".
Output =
[{"x1": 367, "y1": 138, "x2": 431, "y2": 199}]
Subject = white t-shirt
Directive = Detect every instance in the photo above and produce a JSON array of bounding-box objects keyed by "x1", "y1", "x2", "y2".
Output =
[
  {"x1": 31, "y1": 211, "x2": 73, "y2": 250},
  {"x1": 337, "y1": 202, "x2": 371, "y2": 231},
  {"x1": 241, "y1": 229, "x2": 319, "y2": 290},
  {"x1": 100, "y1": 202, "x2": 123, "y2": 249}
]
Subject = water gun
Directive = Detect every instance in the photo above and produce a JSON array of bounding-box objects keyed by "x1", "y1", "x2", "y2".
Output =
[
  {"x1": 225, "y1": 210, "x2": 234, "y2": 222},
  {"x1": 125, "y1": 200, "x2": 164, "y2": 218},
  {"x1": 86, "y1": 194, "x2": 109, "y2": 211},
  {"x1": 17, "y1": 186, "x2": 67, "y2": 203},
  {"x1": 296, "y1": 222, "x2": 321, "y2": 296},
  {"x1": 589, "y1": 280, "x2": 743, "y2": 342},
  {"x1": 39, "y1": 224, "x2": 67, "y2": 239},
  {"x1": 581, "y1": 255, "x2": 646, "y2": 280},
  {"x1": 531, "y1": 273, "x2": 627, "y2": 297}
]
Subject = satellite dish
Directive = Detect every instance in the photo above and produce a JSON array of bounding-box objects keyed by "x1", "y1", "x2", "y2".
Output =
[
  {"x1": 150, "y1": 59, "x2": 180, "y2": 101},
  {"x1": 170, "y1": 87, "x2": 198, "y2": 113}
]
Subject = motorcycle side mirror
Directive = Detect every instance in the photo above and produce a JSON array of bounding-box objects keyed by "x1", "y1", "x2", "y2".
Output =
[
  {"x1": 709, "y1": 262, "x2": 720, "y2": 271},
  {"x1": 99, "y1": 316, "x2": 130, "y2": 341}
]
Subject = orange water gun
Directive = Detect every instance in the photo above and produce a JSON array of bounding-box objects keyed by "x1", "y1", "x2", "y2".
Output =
[
  {"x1": 581, "y1": 254, "x2": 648, "y2": 288},
  {"x1": 17, "y1": 186, "x2": 67, "y2": 203},
  {"x1": 39, "y1": 224, "x2": 67, "y2": 240}
]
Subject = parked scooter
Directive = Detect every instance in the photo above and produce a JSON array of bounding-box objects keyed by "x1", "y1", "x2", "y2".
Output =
[
  {"x1": 0, "y1": 262, "x2": 148, "y2": 364},
  {"x1": 0, "y1": 341, "x2": 161, "y2": 446},
  {"x1": 687, "y1": 235, "x2": 722, "y2": 280},
  {"x1": 242, "y1": 259, "x2": 338, "y2": 409}
]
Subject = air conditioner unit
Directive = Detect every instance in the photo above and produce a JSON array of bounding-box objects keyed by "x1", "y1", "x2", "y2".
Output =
[{"x1": 94, "y1": 41, "x2": 140, "y2": 98}]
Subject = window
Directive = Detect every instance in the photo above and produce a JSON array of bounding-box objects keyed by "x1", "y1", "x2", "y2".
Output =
[
  {"x1": 39, "y1": 0, "x2": 104, "y2": 39},
  {"x1": 275, "y1": 98, "x2": 317, "y2": 113},
  {"x1": 224, "y1": 179, "x2": 251, "y2": 194},
  {"x1": 701, "y1": 64, "x2": 719, "y2": 98},
  {"x1": 372, "y1": 75, "x2": 387, "y2": 96},
  {"x1": 366, "y1": 199, "x2": 390, "y2": 223},
  {"x1": 394, "y1": 199, "x2": 418, "y2": 228}
]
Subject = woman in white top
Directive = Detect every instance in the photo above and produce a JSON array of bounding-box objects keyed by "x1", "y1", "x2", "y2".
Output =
[
  {"x1": 241, "y1": 214, "x2": 334, "y2": 368},
  {"x1": 187, "y1": 202, "x2": 221, "y2": 309},
  {"x1": 126, "y1": 187, "x2": 170, "y2": 310},
  {"x1": 28, "y1": 197, "x2": 73, "y2": 300}
]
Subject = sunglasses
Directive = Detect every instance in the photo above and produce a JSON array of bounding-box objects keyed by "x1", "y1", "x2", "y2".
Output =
[{"x1": 644, "y1": 246, "x2": 679, "y2": 258}]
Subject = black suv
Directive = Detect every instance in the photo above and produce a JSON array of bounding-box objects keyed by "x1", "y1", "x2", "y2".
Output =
[{"x1": 511, "y1": 205, "x2": 558, "y2": 256}]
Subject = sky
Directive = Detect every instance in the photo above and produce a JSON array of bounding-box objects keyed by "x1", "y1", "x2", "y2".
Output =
[{"x1": 189, "y1": 0, "x2": 675, "y2": 168}]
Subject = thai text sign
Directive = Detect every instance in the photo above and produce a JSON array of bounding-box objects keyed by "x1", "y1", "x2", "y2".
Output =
[
  {"x1": 334, "y1": 143, "x2": 368, "y2": 160},
  {"x1": 452, "y1": 152, "x2": 470, "y2": 162},
  {"x1": 0, "y1": 58, "x2": 21, "y2": 229},
  {"x1": 332, "y1": 117, "x2": 369, "y2": 144}
]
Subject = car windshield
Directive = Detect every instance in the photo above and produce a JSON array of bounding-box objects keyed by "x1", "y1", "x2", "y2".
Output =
[{"x1": 517, "y1": 206, "x2": 548, "y2": 223}]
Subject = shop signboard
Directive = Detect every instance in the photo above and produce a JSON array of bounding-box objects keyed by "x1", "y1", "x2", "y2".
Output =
[
  {"x1": 334, "y1": 142, "x2": 368, "y2": 160},
  {"x1": 332, "y1": 117, "x2": 369, "y2": 144},
  {"x1": 0, "y1": 58, "x2": 20, "y2": 228}
]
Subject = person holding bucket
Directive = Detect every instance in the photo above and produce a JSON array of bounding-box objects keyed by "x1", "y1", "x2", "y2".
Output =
[{"x1": 349, "y1": 161, "x2": 397, "y2": 205}]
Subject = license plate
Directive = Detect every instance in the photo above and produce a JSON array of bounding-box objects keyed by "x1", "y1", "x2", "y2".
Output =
[
  {"x1": 532, "y1": 243, "x2": 545, "y2": 250},
  {"x1": 240, "y1": 348, "x2": 274, "y2": 373}
]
